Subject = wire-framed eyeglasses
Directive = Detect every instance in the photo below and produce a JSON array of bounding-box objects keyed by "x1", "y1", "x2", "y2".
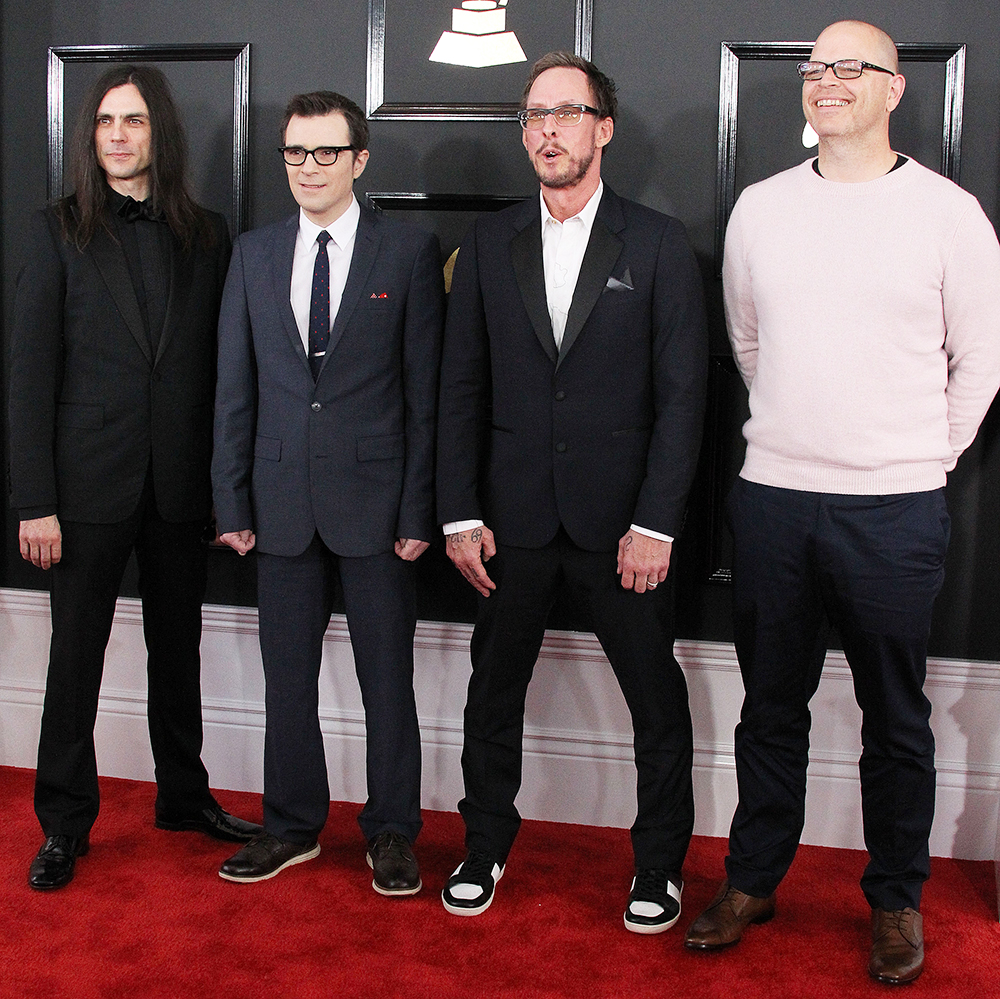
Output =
[{"x1": 516, "y1": 104, "x2": 601, "y2": 129}]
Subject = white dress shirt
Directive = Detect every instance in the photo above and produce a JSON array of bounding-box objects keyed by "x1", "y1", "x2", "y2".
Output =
[
  {"x1": 540, "y1": 181, "x2": 603, "y2": 348},
  {"x1": 443, "y1": 183, "x2": 671, "y2": 544},
  {"x1": 290, "y1": 195, "x2": 360, "y2": 355}
]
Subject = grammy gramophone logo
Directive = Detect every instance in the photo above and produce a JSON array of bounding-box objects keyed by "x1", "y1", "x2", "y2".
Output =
[{"x1": 429, "y1": 0, "x2": 527, "y2": 68}]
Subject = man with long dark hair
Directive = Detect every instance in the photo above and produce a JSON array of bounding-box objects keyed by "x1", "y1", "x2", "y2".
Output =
[{"x1": 9, "y1": 64, "x2": 261, "y2": 892}]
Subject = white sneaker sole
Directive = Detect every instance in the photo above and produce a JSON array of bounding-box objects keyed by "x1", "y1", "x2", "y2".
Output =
[
  {"x1": 218, "y1": 842, "x2": 320, "y2": 883},
  {"x1": 623, "y1": 908, "x2": 682, "y2": 934},
  {"x1": 442, "y1": 890, "x2": 495, "y2": 916}
]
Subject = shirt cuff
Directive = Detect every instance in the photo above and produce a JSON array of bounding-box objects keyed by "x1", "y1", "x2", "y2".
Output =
[
  {"x1": 630, "y1": 523, "x2": 674, "y2": 544},
  {"x1": 442, "y1": 519, "x2": 485, "y2": 536}
]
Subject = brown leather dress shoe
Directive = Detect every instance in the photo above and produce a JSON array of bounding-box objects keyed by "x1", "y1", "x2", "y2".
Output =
[
  {"x1": 684, "y1": 879, "x2": 776, "y2": 950},
  {"x1": 366, "y1": 831, "x2": 422, "y2": 895},
  {"x1": 869, "y1": 907, "x2": 924, "y2": 984}
]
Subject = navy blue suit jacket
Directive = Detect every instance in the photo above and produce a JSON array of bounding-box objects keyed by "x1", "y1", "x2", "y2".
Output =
[{"x1": 212, "y1": 204, "x2": 444, "y2": 558}]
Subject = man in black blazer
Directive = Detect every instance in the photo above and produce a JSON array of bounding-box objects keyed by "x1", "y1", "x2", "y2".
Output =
[
  {"x1": 212, "y1": 92, "x2": 443, "y2": 893},
  {"x1": 9, "y1": 65, "x2": 261, "y2": 892},
  {"x1": 437, "y1": 53, "x2": 708, "y2": 929}
]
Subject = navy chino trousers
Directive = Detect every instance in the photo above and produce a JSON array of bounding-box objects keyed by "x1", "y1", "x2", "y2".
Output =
[{"x1": 725, "y1": 478, "x2": 949, "y2": 912}]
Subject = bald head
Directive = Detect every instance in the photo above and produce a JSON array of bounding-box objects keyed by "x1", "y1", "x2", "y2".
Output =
[
  {"x1": 812, "y1": 20, "x2": 899, "y2": 73},
  {"x1": 803, "y1": 19, "x2": 905, "y2": 181}
]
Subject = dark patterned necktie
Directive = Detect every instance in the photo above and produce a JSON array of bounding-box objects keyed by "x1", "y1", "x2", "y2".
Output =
[{"x1": 308, "y1": 230, "x2": 332, "y2": 379}]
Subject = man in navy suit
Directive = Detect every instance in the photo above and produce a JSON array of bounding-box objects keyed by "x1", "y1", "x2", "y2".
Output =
[
  {"x1": 437, "y1": 53, "x2": 708, "y2": 928},
  {"x1": 212, "y1": 92, "x2": 443, "y2": 892},
  {"x1": 9, "y1": 64, "x2": 261, "y2": 893}
]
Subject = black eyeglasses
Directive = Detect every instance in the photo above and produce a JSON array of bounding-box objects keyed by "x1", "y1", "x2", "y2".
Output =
[
  {"x1": 279, "y1": 145, "x2": 355, "y2": 166},
  {"x1": 796, "y1": 59, "x2": 895, "y2": 81},
  {"x1": 516, "y1": 104, "x2": 601, "y2": 129}
]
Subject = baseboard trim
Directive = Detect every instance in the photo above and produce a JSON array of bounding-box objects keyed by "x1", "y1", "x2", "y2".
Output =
[{"x1": 2, "y1": 587, "x2": 997, "y2": 859}]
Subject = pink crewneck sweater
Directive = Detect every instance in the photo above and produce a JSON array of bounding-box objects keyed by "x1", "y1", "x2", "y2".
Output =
[{"x1": 724, "y1": 157, "x2": 1000, "y2": 495}]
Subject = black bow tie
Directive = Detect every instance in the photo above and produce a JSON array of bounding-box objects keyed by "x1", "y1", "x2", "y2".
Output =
[{"x1": 116, "y1": 196, "x2": 166, "y2": 223}]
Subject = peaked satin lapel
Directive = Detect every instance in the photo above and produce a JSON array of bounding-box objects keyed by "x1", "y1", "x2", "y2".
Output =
[
  {"x1": 270, "y1": 214, "x2": 310, "y2": 376},
  {"x1": 88, "y1": 227, "x2": 151, "y2": 366},
  {"x1": 558, "y1": 194, "x2": 624, "y2": 368},
  {"x1": 322, "y1": 206, "x2": 381, "y2": 374},
  {"x1": 510, "y1": 211, "x2": 558, "y2": 366},
  {"x1": 155, "y1": 234, "x2": 194, "y2": 367}
]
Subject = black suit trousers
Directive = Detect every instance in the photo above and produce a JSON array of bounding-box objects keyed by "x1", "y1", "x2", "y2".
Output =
[
  {"x1": 256, "y1": 536, "x2": 422, "y2": 845},
  {"x1": 725, "y1": 479, "x2": 948, "y2": 911},
  {"x1": 34, "y1": 481, "x2": 214, "y2": 837},
  {"x1": 460, "y1": 528, "x2": 695, "y2": 871}
]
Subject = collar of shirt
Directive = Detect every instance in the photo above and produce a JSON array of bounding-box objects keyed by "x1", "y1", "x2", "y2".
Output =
[
  {"x1": 296, "y1": 194, "x2": 360, "y2": 251},
  {"x1": 538, "y1": 179, "x2": 603, "y2": 233},
  {"x1": 539, "y1": 181, "x2": 603, "y2": 348},
  {"x1": 290, "y1": 195, "x2": 360, "y2": 351}
]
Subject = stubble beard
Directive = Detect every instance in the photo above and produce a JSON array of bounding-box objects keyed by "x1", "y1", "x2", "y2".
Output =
[{"x1": 534, "y1": 145, "x2": 595, "y2": 191}]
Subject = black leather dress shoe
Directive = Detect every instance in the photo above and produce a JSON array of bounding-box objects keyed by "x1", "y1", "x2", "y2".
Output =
[
  {"x1": 155, "y1": 804, "x2": 262, "y2": 842},
  {"x1": 28, "y1": 834, "x2": 90, "y2": 891},
  {"x1": 366, "y1": 831, "x2": 422, "y2": 896},
  {"x1": 219, "y1": 833, "x2": 320, "y2": 882}
]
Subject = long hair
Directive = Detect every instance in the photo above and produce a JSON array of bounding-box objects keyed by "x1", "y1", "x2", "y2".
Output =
[{"x1": 59, "y1": 64, "x2": 212, "y2": 251}]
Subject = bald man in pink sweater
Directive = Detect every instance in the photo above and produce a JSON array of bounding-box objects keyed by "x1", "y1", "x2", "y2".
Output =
[{"x1": 684, "y1": 21, "x2": 1000, "y2": 984}]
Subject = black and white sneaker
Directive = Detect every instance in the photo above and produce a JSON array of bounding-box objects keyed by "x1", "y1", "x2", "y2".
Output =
[
  {"x1": 624, "y1": 869, "x2": 682, "y2": 933},
  {"x1": 441, "y1": 851, "x2": 505, "y2": 916}
]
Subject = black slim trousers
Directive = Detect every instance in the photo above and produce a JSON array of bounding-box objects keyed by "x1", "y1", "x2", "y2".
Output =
[
  {"x1": 460, "y1": 527, "x2": 694, "y2": 872},
  {"x1": 34, "y1": 486, "x2": 214, "y2": 837}
]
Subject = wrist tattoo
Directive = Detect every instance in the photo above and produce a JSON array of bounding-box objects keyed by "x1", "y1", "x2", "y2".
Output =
[{"x1": 446, "y1": 532, "x2": 467, "y2": 544}]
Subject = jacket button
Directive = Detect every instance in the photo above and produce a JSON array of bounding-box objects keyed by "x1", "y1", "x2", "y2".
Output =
[
  {"x1": 555, "y1": 442, "x2": 567, "y2": 453},
  {"x1": 311, "y1": 402, "x2": 321, "y2": 412},
  {"x1": 555, "y1": 390, "x2": 566, "y2": 401}
]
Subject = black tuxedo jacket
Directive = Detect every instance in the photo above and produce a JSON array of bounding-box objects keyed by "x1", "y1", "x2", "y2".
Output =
[
  {"x1": 437, "y1": 186, "x2": 708, "y2": 551},
  {"x1": 8, "y1": 201, "x2": 231, "y2": 524},
  {"x1": 211, "y1": 205, "x2": 444, "y2": 558}
]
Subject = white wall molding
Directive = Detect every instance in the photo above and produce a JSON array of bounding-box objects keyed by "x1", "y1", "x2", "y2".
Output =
[{"x1": 1, "y1": 587, "x2": 997, "y2": 859}]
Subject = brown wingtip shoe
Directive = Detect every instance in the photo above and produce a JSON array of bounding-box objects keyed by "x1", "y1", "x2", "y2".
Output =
[
  {"x1": 869, "y1": 907, "x2": 924, "y2": 984},
  {"x1": 684, "y1": 878, "x2": 776, "y2": 950}
]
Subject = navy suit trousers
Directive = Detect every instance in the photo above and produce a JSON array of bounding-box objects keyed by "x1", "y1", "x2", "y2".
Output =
[
  {"x1": 256, "y1": 536, "x2": 422, "y2": 845},
  {"x1": 725, "y1": 478, "x2": 950, "y2": 911}
]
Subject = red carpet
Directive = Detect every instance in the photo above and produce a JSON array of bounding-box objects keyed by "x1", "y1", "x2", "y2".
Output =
[{"x1": 1, "y1": 765, "x2": 997, "y2": 998}]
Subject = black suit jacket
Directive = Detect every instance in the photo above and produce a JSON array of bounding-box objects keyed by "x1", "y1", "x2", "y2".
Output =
[
  {"x1": 211, "y1": 204, "x2": 444, "y2": 558},
  {"x1": 8, "y1": 201, "x2": 231, "y2": 524},
  {"x1": 437, "y1": 186, "x2": 708, "y2": 551}
]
